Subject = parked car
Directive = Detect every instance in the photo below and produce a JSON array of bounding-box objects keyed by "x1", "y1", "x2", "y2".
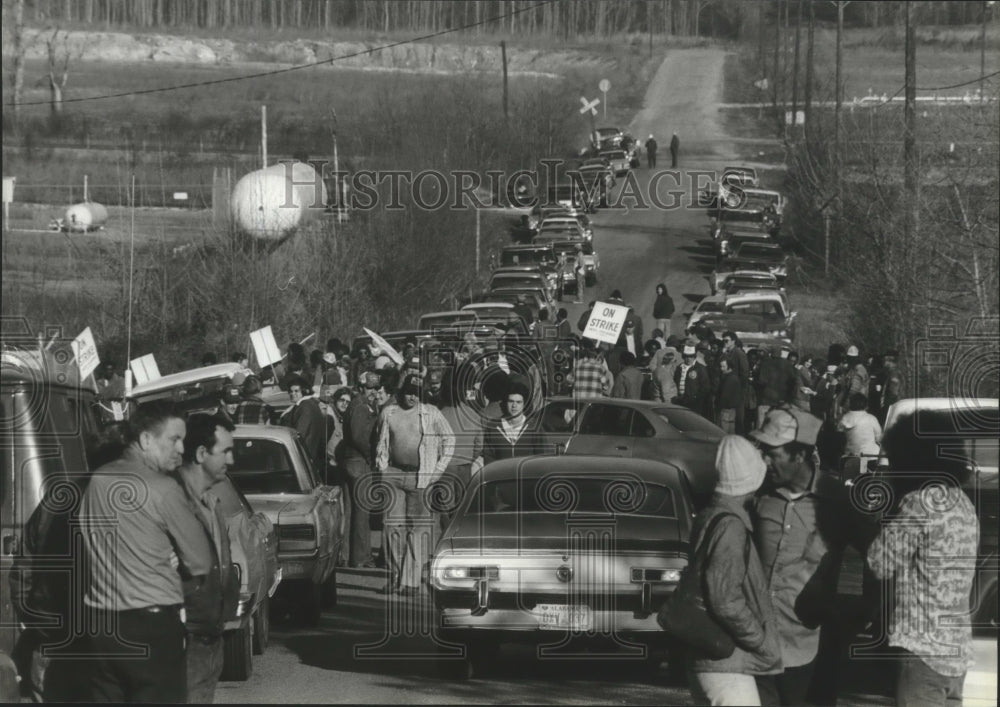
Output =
[
  {"x1": 714, "y1": 270, "x2": 782, "y2": 296},
  {"x1": 598, "y1": 149, "x2": 631, "y2": 177},
  {"x1": 460, "y1": 302, "x2": 517, "y2": 319},
  {"x1": 545, "y1": 238, "x2": 600, "y2": 288},
  {"x1": 724, "y1": 241, "x2": 788, "y2": 281},
  {"x1": 492, "y1": 265, "x2": 561, "y2": 298},
  {"x1": 546, "y1": 183, "x2": 593, "y2": 213},
  {"x1": 500, "y1": 244, "x2": 557, "y2": 269},
  {"x1": 487, "y1": 287, "x2": 557, "y2": 318},
  {"x1": 714, "y1": 226, "x2": 772, "y2": 261},
  {"x1": 687, "y1": 293, "x2": 727, "y2": 329},
  {"x1": 722, "y1": 290, "x2": 796, "y2": 342},
  {"x1": 431, "y1": 455, "x2": 694, "y2": 679},
  {"x1": 229, "y1": 425, "x2": 345, "y2": 626},
  {"x1": 578, "y1": 157, "x2": 616, "y2": 189},
  {"x1": 488, "y1": 271, "x2": 559, "y2": 303},
  {"x1": 527, "y1": 204, "x2": 584, "y2": 231},
  {"x1": 538, "y1": 215, "x2": 593, "y2": 242},
  {"x1": 593, "y1": 126, "x2": 624, "y2": 144},
  {"x1": 693, "y1": 313, "x2": 794, "y2": 351},
  {"x1": 534, "y1": 398, "x2": 724, "y2": 503},
  {"x1": 418, "y1": 310, "x2": 480, "y2": 331}
]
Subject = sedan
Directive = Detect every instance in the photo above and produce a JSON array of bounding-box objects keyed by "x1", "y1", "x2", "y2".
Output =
[
  {"x1": 431, "y1": 455, "x2": 694, "y2": 679},
  {"x1": 230, "y1": 425, "x2": 346, "y2": 626},
  {"x1": 535, "y1": 398, "x2": 724, "y2": 502},
  {"x1": 725, "y1": 241, "x2": 788, "y2": 281},
  {"x1": 687, "y1": 294, "x2": 726, "y2": 329},
  {"x1": 489, "y1": 271, "x2": 558, "y2": 303},
  {"x1": 599, "y1": 149, "x2": 631, "y2": 177}
]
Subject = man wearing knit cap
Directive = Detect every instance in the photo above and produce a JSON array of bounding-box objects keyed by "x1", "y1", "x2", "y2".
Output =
[
  {"x1": 685, "y1": 435, "x2": 781, "y2": 705},
  {"x1": 750, "y1": 406, "x2": 842, "y2": 706}
]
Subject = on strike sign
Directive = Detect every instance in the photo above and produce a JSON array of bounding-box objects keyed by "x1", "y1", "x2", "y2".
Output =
[
  {"x1": 582, "y1": 301, "x2": 630, "y2": 344},
  {"x1": 72, "y1": 326, "x2": 100, "y2": 380}
]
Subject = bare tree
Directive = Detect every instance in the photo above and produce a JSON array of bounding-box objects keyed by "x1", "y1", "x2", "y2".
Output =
[
  {"x1": 7, "y1": 0, "x2": 27, "y2": 122},
  {"x1": 43, "y1": 27, "x2": 76, "y2": 117}
]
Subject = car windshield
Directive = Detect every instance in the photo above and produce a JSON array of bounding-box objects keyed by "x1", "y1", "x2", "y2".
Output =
[
  {"x1": 738, "y1": 244, "x2": 781, "y2": 258},
  {"x1": 230, "y1": 438, "x2": 305, "y2": 494},
  {"x1": 501, "y1": 250, "x2": 552, "y2": 266},
  {"x1": 468, "y1": 478, "x2": 677, "y2": 517},
  {"x1": 601, "y1": 151, "x2": 626, "y2": 160},
  {"x1": 696, "y1": 300, "x2": 724, "y2": 314},
  {"x1": 654, "y1": 407, "x2": 724, "y2": 436},
  {"x1": 492, "y1": 276, "x2": 541, "y2": 289},
  {"x1": 421, "y1": 313, "x2": 477, "y2": 328}
]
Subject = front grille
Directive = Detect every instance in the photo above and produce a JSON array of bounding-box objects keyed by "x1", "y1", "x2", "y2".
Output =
[{"x1": 435, "y1": 589, "x2": 674, "y2": 613}]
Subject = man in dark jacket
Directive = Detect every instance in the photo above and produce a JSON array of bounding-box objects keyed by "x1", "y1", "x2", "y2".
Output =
[
  {"x1": 653, "y1": 283, "x2": 675, "y2": 338},
  {"x1": 673, "y1": 345, "x2": 712, "y2": 419},
  {"x1": 481, "y1": 382, "x2": 545, "y2": 464},
  {"x1": 669, "y1": 132, "x2": 680, "y2": 168},
  {"x1": 756, "y1": 350, "x2": 796, "y2": 428},
  {"x1": 611, "y1": 351, "x2": 644, "y2": 400},
  {"x1": 279, "y1": 376, "x2": 328, "y2": 473},
  {"x1": 716, "y1": 357, "x2": 744, "y2": 433},
  {"x1": 341, "y1": 372, "x2": 381, "y2": 568},
  {"x1": 645, "y1": 134, "x2": 658, "y2": 168}
]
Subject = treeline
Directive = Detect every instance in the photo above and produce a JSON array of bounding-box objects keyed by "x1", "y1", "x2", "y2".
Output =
[{"x1": 13, "y1": 0, "x2": 995, "y2": 39}]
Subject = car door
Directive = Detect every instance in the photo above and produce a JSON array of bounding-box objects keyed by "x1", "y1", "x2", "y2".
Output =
[
  {"x1": 536, "y1": 399, "x2": 587, "y2": 453},
  {"x1": 568, "y1": 402, "x2": 647, "y2": 458}
]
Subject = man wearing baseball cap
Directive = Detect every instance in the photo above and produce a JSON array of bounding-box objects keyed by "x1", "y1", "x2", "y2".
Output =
[
  {"x1": 672, "y1": 344, "x2": 711, "y2": 420},
  {"x1": 750, "y1": 405, "x2": 843, "y2": 705}
]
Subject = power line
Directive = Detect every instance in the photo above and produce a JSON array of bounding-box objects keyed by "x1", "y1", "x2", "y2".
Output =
[
  {"x1": 917, "y1": 69, "x2": 1000, "y2": 91},
  {"x1": 12, "y1": 0, "x2": 557, "y2": 109}
]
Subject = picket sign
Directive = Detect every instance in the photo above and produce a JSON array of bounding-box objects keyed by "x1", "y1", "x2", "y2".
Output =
[
  {"x1": 71, "y1": 327, "x2": 100, "y2": 381},
  {"x1": 130, "y1": 354, "x2": 161, "y2": 386},
  {"x1": 250, "y1": 325, "x2": 283, "y2": 368},
  {"x1": 582, "y1": 301, "x2": 629, "y2": 344},
  {"x1": 363, "y1": 327, "x2": 404, "y2": 366}
]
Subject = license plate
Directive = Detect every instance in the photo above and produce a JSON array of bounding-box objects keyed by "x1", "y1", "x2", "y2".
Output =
[{"x1": 535, "y1": 604, "x2": 591, "y2": 631}]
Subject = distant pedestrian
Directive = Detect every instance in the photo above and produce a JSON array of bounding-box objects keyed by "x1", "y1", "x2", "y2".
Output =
[
  {"x1": 837, "y1": 393, "x2": 882, "y2": 456},
  {"x1": 78, "y1": 402, "x2": 213, "y2": 703},
  {"x1": 652, "y1": 346, "x2": 679, "y2": 403},
  {"x1": 673, "y1": 345, "x2": 711, "y2": 419},
  {"x1": 653, "y1": 283, "x2": 675, "y2": 338},
  {"x1": 342, "y1": 372, "x2": 381, "y2": 568},
  {"x1": 716, "y1": 358, "x2": 743, "y2": 433},
  {"x1": 669, "y1": 132, "x2": 680, "y2": 168},
  {"x1": 645, "y1": 134, "x2": 658, "y2": 168},
  {"x1": 878, "y1": 349, "x2": 904, "y2": 422},
  {"x1": 574, "y1": 243, "x2": 586, "y2": 302},
  {"x1": 232, "y1": 375, "x2": 275, "y2": 424}
]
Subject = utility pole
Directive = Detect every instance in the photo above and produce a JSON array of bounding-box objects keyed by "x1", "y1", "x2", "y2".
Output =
[
  {"x1": 330, "y1": 108, "x2": 342, "y2": 224},
  {"x1": 981, "y1": 0, "x2": 988, "y2": 102},
  {"x1": 500, "y1": 40, "x2": 509, "y2": 122},
  {"x1": 772, "y1": 0, "x2": 783, "y2": 136},
  {"x1": 904, "y1": 1, "x2": 919, "y2": 242},
  {"x1": 261, "y1": 105, "x2": 268, "y2": 169},
  {"x1": 791, "y1": 0, "x2": 802, "y2": 135},
  {"x1": 834, "y1": 1, "x2": 849, "y2": 208},
  {"x1": 648, "y1": 0, "x2": 653, "y2": 57},
  {"x1": 804, "y1": 0, "x2": 815, "y2": 139}
]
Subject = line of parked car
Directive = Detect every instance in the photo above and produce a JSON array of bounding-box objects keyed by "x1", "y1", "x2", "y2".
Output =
[{"x1": 685, "y1": 166, "x2": 796, "y2": 349}]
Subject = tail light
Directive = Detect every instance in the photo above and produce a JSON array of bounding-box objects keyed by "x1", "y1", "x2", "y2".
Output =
[{"x1": 630, "y1": 568, "x2": 682, "y2": 583}]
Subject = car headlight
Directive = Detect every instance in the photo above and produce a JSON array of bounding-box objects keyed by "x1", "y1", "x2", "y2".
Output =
[{"x1": 772, "y1": 330, "x2": 787, "y2": 337}]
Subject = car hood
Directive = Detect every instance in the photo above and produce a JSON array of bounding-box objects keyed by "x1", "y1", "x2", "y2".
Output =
[
  {"x1": 445, "y1": 512, "x2": 686, "y2": 552},
  {"x1": 730, "y1": 254, "x2": 785, "y2": 266},
  {"x1": 244, "y1": 493, "x2": 318, "y2": 525}
]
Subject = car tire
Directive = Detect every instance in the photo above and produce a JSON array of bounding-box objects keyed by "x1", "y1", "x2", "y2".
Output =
[
  {"x1": 297, "y1": 580, "x2": 323, "y2": 626},
  {"x1": 322, "y1": 567, "x2": 339, "y2": 608},
  {"x1": 221, "y1": 622, "x2": 253, "y2": 681},
  {"x1": 252, "y1": 597, "x2": 270, "y2": 655}
]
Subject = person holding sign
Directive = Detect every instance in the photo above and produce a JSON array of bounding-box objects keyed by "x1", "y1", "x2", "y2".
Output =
[{"x1": 568, "y1": 340, "x2": 610, "y2": 399}]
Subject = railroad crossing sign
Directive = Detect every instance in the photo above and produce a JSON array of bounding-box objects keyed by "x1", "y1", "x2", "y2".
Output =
[{"x1": 579, "y1": 96, "x2": 600, "y2": 116}]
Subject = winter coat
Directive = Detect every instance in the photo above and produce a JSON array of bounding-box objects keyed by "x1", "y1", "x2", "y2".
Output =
[
  {"x1": 688, "y1": 493, "x2": 783, "y2": 675},
  {"x1": 653, "y1": 285, "x2": 675, "y2": 319},
  {"x1": 612, "y1": 365, "x2": 644, "y2": 400}
]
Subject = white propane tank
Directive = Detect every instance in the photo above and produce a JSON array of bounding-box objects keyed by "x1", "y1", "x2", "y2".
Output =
[
  {"x1": 64, "y1": 202, "x2": 109, "y2": 232},
  {"x1": 230, "y1": 162, "x2": 327, "y2": 240}
]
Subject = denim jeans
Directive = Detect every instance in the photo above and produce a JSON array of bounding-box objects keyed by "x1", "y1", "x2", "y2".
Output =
[
  {"x1": 896, "y1": 651, "x2": 964, "y2": 707},
  {"x1": 186, "y1": 633, "x2": 223, "y2": 704},
  {"x1": 343, "y1": 456, "x2": 374, "y2": 567},
  {"x1": 687, "y1": 668, "x2": 762, "y2": 706}
]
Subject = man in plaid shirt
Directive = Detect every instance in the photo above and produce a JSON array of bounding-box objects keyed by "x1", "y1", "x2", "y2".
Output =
[
  {"x1": 569, "y1": 341, "x2": 610, "y2": 399},
  {"x1": 232, "y1": 375, "x2": 275, "y2": 424}
]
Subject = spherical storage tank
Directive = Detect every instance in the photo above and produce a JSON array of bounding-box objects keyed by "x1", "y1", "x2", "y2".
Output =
[
  {"x1": 230, "y1": 162, "x2": 328, "y2": 240},
  {"x1": 64, "y1": 202, "x2": 109, "y2": 232}
]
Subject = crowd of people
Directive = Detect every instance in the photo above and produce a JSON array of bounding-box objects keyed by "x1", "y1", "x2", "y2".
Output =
[{"x1": 69, "y1": 277, "x2": 977, "y2": 707}]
